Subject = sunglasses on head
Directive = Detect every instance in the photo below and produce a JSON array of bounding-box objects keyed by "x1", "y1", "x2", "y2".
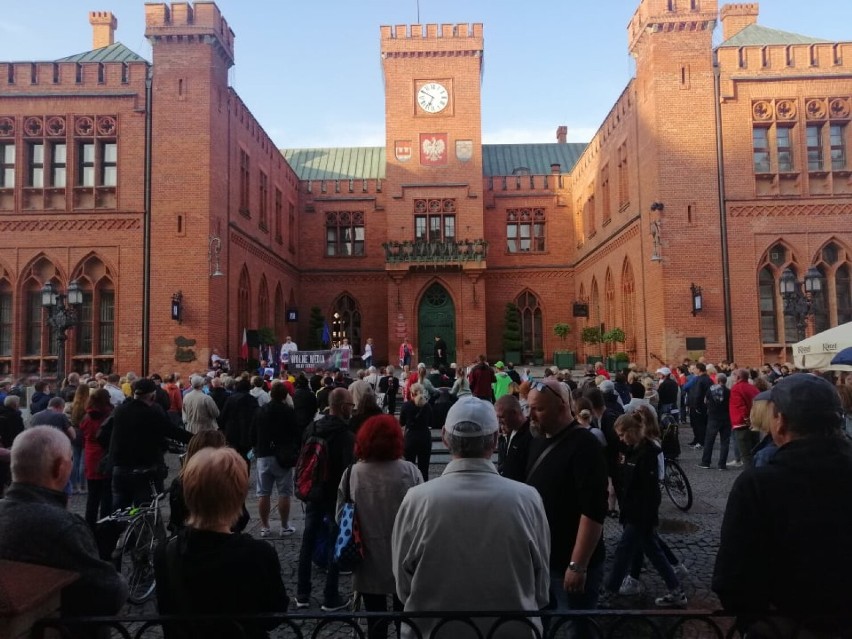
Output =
[{"x1": 531, "y1": 381, "x2": 565, "y2": 404}]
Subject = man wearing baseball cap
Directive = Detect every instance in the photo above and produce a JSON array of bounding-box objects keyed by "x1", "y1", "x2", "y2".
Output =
[
  {"x1": 656, "y1": 367, "x2": 679, "y2": 417},
  {"x1": 713, "y1": 374, "x2": 852, "y2": 634},
  {"x1": 392, "y1": 395, "x2": 550, "y2": 638}
]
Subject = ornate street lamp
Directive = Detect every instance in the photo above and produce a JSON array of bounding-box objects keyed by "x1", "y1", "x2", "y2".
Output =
[
  {"x1": 41, "y1": 280, "x2": 84, "y2": 383},
  {"x1": 779, "y1": 266, "x2": 822, "y2": 341}
]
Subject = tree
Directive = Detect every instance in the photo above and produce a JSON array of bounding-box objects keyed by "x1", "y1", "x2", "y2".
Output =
[
  {"x1": 307, "y1": 306, "x2": 325, "y2": 350},
  {"x1": 553, "y1": 323, "x2": 571, "y2": 350},
  {"x1": 502, "y1": 302, "x2": 522, "y2": 357},
  {"x1": 581, "y1": 326, "x2": 603, "y2": 357}
]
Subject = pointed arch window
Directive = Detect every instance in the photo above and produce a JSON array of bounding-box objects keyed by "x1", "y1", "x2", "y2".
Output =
[
  {"x1": 782, "y1": 265, "x2": 801, "y2": 344},
  {"x1": 516, "y1": 290, "x2": 543, "y2": 360},
  {"x1": 70, "y1": 256, "x2": 115, "y2": 374},
  {"x1": 0, "y1": 279, "x2": 11, "y2": 358},
  {"x1": 621, "y1": 259, "x2": 636, "y2": 351},
  {"x1": 812, "y1": 266, "x2": 830, "y2": 334},
  {"x1": 837, "y1": 264, "x2": 852, "y2": 324},
  {"x1": 238, "y1": 267, "x2": 250, "y2": 337},
  {"x1": 332, "y1": 294, "x2": 361, "y2": 353},
  {"x1": 604, "y1": 269, "x2": 616, "y2": 335},
  {"x1": 258, "y1": 277, "x2": 269, "y2": 330},
  {"x1": 758, "y1": 266, "x2": 778, "y2": 343}
]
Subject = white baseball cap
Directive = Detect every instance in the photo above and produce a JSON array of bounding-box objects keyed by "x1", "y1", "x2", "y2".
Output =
[{"x1": 443, "y1": 396, "x2": 499, "y2": 437}]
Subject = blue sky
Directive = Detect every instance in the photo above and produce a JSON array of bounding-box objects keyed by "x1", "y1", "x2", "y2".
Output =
[{"x1": 1, "y1": 0, "x2": 850, "y2": 148}]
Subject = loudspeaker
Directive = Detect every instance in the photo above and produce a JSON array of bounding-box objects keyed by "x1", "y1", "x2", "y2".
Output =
[{"x1": 246, "y1": 330, "x2": 261, "y2": 348}]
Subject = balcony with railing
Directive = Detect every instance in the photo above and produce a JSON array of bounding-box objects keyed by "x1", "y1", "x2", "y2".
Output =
[{"x1": 382, "y1": 238, "x2": 488, "y2": 268}]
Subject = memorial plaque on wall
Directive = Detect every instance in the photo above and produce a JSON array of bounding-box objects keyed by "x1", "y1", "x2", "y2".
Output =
[
  {"x1": 572, "y1": 303, "x2": 589, "y2": 318},
  {"x1": 685, "y1": 337, "x2": 706, "y2": 351}
]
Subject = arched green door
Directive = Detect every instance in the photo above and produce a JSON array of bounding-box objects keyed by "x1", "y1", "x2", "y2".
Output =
[{"x1": 418, "y1": 283, "x2": 455, "y2": 368}]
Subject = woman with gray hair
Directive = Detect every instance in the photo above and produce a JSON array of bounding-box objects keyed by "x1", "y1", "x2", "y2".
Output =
[
  {"x1": 399, "y1": 383, "x2": 433, "y2": 481},
  {"x1": 348, "y1": 379, "x2": 383, "y2": 434}
]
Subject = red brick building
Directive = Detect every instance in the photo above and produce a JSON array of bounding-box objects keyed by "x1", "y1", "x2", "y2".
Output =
[{"x1": 0, "y1": 0, "x2": 849, "y2": 378}]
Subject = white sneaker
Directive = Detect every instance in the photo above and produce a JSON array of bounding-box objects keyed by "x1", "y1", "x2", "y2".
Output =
[
  {"x1": 655, "y1": 589, "x2": 687, "y2": 608},
  {"x1": 280, "y1": 525, "x2": 296, "y2": 536},
  {"x1": 259, "y1": 528, "x2": 271, "y2": 538},
  {"x1": 729, "y1": 460, "x2": 743, "y2": 467},
  {"x1": 619, "y1": 575, "x2": 644, "y2": 596}
]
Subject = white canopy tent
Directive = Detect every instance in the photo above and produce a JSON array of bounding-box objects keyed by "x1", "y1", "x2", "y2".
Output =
[{"x1": 791, "y1": 322, "x2": 852, "y2": 370}]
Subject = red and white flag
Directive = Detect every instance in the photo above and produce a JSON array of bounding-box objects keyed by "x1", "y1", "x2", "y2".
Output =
[{"x1": 240, "y1": 328, "x2": 248, "y2": 360}]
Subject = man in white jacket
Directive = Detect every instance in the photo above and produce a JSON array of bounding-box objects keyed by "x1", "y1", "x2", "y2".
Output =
[{"x1": 392, "y1": 396, "x2": 550, "y2": 638}]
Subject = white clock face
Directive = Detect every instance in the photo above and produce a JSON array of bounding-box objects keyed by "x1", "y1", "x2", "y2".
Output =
[{"x1": 417, "y1": 82, "x2": 449, "y2": 114}]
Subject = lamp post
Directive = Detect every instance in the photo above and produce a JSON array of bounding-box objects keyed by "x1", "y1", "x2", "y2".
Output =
[
  {"x1": 41, "y1": 280, "x2": 83, "y2": 383},
  {"x1": 779, "y1": 266, "x2": 822, "y2": 342}
]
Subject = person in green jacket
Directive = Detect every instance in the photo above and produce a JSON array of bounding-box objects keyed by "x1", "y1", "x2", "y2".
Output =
[{"x1": 492, "y1": 361, "x2": 513, "y2": 401}]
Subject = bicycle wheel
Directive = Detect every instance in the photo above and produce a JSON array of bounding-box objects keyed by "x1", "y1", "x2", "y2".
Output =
[
  {"x1": 664, "y1": 459, "x2": 693, "y2": 512},
  {"x1": 119, "y1": 515, "x2": 158, "y2": 604}
]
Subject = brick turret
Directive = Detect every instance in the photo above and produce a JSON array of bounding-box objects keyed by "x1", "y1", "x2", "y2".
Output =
[
  {"x1": 89, "y1": 11, "x2": 117, "y2": 50},
  {"x1": 720, "y1": 3, "x2": 759, "y2": 41}
]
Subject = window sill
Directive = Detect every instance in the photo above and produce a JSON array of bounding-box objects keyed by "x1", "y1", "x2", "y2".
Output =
[
  {"x1": 833, "y1": 169, "x2": 851, "y2": 176},
  {"x1": 808, "y1": 170, "x2": 829, "y2": 177},
  {"x1": 778, "y1": 171, "x2": 799, "y2": 178}
]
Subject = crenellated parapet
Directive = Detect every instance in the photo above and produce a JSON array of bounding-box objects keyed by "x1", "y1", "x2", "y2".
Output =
[
  {"x1": 628, "y1": 0, "x2": 718, "y2": 55},
  {"x1": 145, "y1": 2, "x2": 235, "y2": 67},
  {"x1": 0, "y1": 60, "x2": 147, "y2": 91},
  {"x1": 380, "y1": 23, "x2": 483, "y2": 61},
  {"x1": 718, "y1": 42, "x2": 852, "y2": 96}
]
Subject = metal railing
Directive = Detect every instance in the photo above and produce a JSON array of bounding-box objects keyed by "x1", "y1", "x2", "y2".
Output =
[
  {"x1": 382, "y1": 239, "x2": 488, "y2": 265},
  {"x1": 31, "y1": 609, "x2": 850, "y2": 639}
]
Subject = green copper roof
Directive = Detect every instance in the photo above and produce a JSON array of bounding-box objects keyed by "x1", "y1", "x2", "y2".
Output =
[
  {"x1": 719, "y1": 24, "x2": 829, "y2": 48},
  {"x1": 56, "y1": 42, "x2": 147, "y2": 64},
  {"x1": 482, "y1": 143, "x2": 586, "y2": 176},
  {"x1": 281, "y1": 143, "x2": 587, "y2": 181},
  {"x1": 281, "y1": 147, "x2": 387, "y2": 181}
]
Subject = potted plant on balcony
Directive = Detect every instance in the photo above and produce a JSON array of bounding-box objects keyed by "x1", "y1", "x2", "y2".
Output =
[
  {"x1": 552, "y1": 323, "x2": 575, "y2": 370},
  {"x1": 601, "y1": 327, "x2": 627, "y2": 371},
  {"x1": 581, "y1": 325, "x2": 603, "y2": 366},
  {"x1": 502, "y1": 302, "x2": 522, "y2": 366}
]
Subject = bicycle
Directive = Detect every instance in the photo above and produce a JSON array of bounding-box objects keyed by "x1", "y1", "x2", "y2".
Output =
[
  {"x1": 662, "y1": 457, "x2": 693, "y2": 512},
  {"x1": 99, "y1": 467, "x2": 170, "y2": 604}
]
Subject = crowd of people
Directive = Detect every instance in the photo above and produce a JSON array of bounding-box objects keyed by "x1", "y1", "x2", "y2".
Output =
[{"x1": 0, "y1": 352, "x2": 850, "y2": 638}]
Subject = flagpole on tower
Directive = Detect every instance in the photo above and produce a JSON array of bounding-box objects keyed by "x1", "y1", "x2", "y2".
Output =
[{"x1": 416, "y1": 0, "x2": 420, "y2": 23}]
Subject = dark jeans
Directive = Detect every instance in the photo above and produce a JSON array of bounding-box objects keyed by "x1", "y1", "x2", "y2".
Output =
[
  {"x1": 688, "y1": 409, "x2": 707, "y2": 446},
  {"x1": 605, "y1": 524, "x2": 679, "y2": 593},
  {"x1": 361, "y1": 592, "x2": 403, "y2": 639},
  {"x1": 85, "y1": 478, "x2": 113, "y2": 528},
  {"x1": 547, "y1": 561, "x2": 604, "y2": 638},
  {"x1": 71, "y1": 444, "x2": 86, "y2": 490},
  {"x1": 404, "y1": 429, "x2": 431, "y2": 481},
  {"x1": 297, "y1": 501, "x2": 340, "y2": 604},
  {"x1": 629, "y1": 532, "x2": 679, "y2": 578},
  {"x1": 734, "y1": 428, "x2": 760, "y2": 469},
  {"x1": 702, "y1": 418, "x2": 731, "y2": 468},
  {"x1": 111, "y1": 468, "x2": 162, "y2": 510}
]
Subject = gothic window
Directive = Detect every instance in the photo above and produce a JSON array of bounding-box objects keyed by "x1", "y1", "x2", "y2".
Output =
[
  {"x1": 621, "y1": 259, "x2": 636, "y2": 350},
  {"x1": 326, "y1": 211, "x2": 365, "y2": 257},
  {"x1": 758, "y1": 266, "x2": 778, "y2": 343},
  {"x1": 239, "y1": 149, "x2": 250, "y2": 216},
  {"x1": 590, "y1": 278, "x2": 601, "y2": 334},
  {"x1": 516, "y1": 290, "x2": 543, "y2": 360},
  {"x1": 0, "y1": 143, "x2": 15, "y2": 188},
  {"x1": 776, "y1": 126, "x2": 794, "y2": 171},
  {"x1": 238, "y1": 266, "x2": 250, "y2": 337},
  {"x1": 71, "y1": 255, "x2": 115, "y2": 374},
  {"x1": 753, "y1": 127, "x2": 770, "y2": 173},
  {"x1": 506, "y1": 208, "x2": 545, "y2": 253},
  {"x1": 830, "y1": 124, "x2": 846, "y2": 170},
  {"x1": 0, "y1": 280, "x2": 11, "y2": 358},
  {"x1": 258, "y1": 277, "x2": 269, "y2": 328},
  {"x1": 812, "y1": 265, "x2": 830, "y2": 334},
  {"x1": 604, "y1": 269, "x2": 616, "y2": 337},
  {"x1": 807, "y1": 125, "x2": 824, "y2": 171},
  {"x1": 838, "y1": 264, "x2": 852, "y2": 324},
  {"x1": 259, "y1": 171, "x2": 269, "y2": 231},
  {"x1": 601, "y1": 165, "x2": 611, "y2": 224},
  {"x1": 332, "y1": 294, "x2": 361, "y2": 353},
  {"x1": 274, "y1": 188, "x2": 283, "y2": 244},
  {"x1": 414, "y1": 199, "x2": 455, "y2": 243}
]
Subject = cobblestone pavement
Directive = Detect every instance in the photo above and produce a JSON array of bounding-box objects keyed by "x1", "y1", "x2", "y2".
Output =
[{"x1": 65, "y1": 418, "x2": 735, "y2": 626}]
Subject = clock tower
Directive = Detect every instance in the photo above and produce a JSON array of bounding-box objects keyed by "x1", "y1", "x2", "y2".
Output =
[{"x1": 380, "y1": 23, "x2": 486, "y2": 365}]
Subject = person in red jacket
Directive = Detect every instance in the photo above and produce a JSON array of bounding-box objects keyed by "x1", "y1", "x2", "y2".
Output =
[
  {"x1": 468, "y1": 355, "x2": 496, "y2": 402},
  {"x1": 729, "y1": 368, "x2": 760, "y2": 468}
]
